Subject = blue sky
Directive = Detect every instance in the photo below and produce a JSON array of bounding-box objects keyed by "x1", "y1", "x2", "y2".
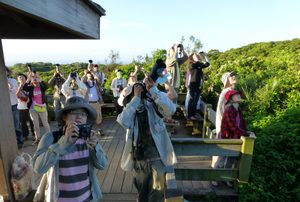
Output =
[{"x1": 3, "y1": 0, "x2": 300, "y2": 65}]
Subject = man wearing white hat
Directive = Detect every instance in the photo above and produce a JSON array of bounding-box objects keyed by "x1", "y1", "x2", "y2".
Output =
[{"x1": 211, "y1": 71, "x2": 237, "y2": 186}]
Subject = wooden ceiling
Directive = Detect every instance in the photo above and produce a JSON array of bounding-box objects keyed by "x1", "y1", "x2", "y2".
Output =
[{"x1": 0, "y1": 0, "x2": 106, "y2": 39}]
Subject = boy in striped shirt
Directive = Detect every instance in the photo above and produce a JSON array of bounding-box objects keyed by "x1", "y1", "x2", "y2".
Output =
[{"x1": 33, "y1": 96, "x2": 108, "y2": 202}]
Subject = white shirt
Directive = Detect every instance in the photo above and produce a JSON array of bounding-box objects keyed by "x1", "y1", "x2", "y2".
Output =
[
  {"x1": 88, "y1": 81, "x2": 99, "y2": 102},
  {"x1": 8, "y1": 77, "x2": 18, "y2": 106}
]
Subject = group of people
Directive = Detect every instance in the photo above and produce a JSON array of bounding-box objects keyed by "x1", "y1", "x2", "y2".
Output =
[
  {"x1": 5, "y1": 43, "x2": 257, "y2": 201},
  {"x1": 7, "y1": 66, "x2": 50, "y2": 148},
  {"x1": 6, "y1": 60, "x2": 107, "y2": 148}
]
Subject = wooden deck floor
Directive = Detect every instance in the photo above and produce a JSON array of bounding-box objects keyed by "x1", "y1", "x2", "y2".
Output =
[{"x1": 20, "y1": 116, "x2": 236, "y2": 202}]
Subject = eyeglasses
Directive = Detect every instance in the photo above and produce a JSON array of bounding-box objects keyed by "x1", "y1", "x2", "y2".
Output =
[{"x1": 70, "y1": 112, "x2": 87, "y2": 117}]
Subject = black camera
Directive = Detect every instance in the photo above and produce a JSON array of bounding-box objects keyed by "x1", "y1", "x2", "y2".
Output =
[
  {"x1": 89, "y1": 59, "x2": 93, "y2": 63},
  {"x1": 77, "y1": 124, "x2": 92, "y2": 139},
  {"x1": 149, "y1": 59, "x2": 166, "y2": 82},
  {"x1": 70, "y1": 72, "x2": 77, "y2": 79},
  {"x1": 117, "y1": 84, "x2": 123, "y2": 92},
  {"x1": 192, "y1": 61, "x2": 203, "y2": 69}
]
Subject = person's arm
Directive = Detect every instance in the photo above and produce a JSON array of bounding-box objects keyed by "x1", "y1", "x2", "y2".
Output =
[
  {"x1": 81, "y1": 71, "x2": 88, "y2": 83},
  {"x1": 164, "y1": 80, "x2": 178, "y2": 101},
  {"x1": 8, "y1": 79, "x2": 18, "y2": 94},
  {"x1": 110, "y1": 78, "x2": 117, "y2": 93},
  {"x1": 61, "y1": 75, "x2": 73, "y2": 98},
  {"x1": 117, "y1": 96, "x2": 140, "y2": 130},
  {"x1": 32, "y1": 132, "x2": 73, "y2": 174},
  {"x1": 48, "y1": 74, "x2": 56, "y2": 85},
  {"x1": 177, "y1": 50, "x2": 188, "y2": 65},
  {"x1": 87, "y1": 132, "x2": 108, "y2": 170},
  {"x1": 16, "y1": 83, "x2": 24, "y2": 98},
  {"x1": 76, "y1": 77, "x2": 87, "y2": 97},
  {"x1": 144, "y1": 78, "x2": 176, "y2": 117}
]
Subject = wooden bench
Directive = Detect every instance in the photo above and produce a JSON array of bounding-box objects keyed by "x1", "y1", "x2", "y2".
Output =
[{"x1": 165, "y1": 136, "x2": 255, "y2": 201}]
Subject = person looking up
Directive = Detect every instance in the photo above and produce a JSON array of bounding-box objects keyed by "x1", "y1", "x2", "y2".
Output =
[
  {"x1": 32, "y1": 96, "x2": 108, "y2": 202},
  {"x1": 82, "y1": 71, "x2": 104, "y2": 135},
  {"x1": 110, "y1": 69, "x2": 127, "y2": 115},
  {"x1": 16, "y1": 73, "x2": 35, "y2": 141},
  {"x1": 6, "y1": 67, "x2": 23, "y2": 148},
  {"x1": 23, "y1": 70, "x2": 50, "y2": 145},
  {"x1": 186, "y1": 52, "x2": 210, "y2": 120},
  {"x1": 61, "y1": 72, "x2": 87, "y2": 100},
  {"x1": 117, "y1": 59, "x2": 177, "y2": 202},
  {"x1": 48, "y1": 64, "x2": 66, "y2": 116}
]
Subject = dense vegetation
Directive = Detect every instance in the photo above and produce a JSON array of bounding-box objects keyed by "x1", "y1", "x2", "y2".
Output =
[{"x1": 9, "y1": 38, "x2": 300, "y2": 201}]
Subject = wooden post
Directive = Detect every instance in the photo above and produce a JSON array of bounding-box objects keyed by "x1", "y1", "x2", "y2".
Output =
[
  {"x1": 0, "y1": 39, "x2": 19, "y2": 201},
  {"x1": 238, "y1": 136, "x2": 255, "y2": 183},
  {"x1": 202, "y1": 104, "x2": 212, "y2": 138}
]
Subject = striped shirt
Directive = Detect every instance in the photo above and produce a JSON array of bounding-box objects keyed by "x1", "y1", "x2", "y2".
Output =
[{"x1": 58, "y1": 139, "x2": 91, "y2": 202}]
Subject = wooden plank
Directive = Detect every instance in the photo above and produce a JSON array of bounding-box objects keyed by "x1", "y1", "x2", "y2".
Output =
[
  {"x1": 102, "y1": 193, "x2": 137, "y2": 201},
  {"x1": 102, "y1": 139, "x2": 124, "y2": 193},
  {"x1": 98, "y1": 119, "x2": 119, "y2": 187},
  {"x1": 172, "y1": 139, "x2": 241, "y2": 157},
  {"x1": 122, "y1": 171, "x2": 134, "y2": 193},
  {"x1": 0, "y1": 0, "x2": 104, "y2": 39},
  {"x1": 110, "y1": 155, "x2": 126, "y2": 192},
  {"x1": 0, "y1": 39, "x2": 19, "y2": 201},
  {"x1": 100, "y1": 138, "x2": 119, "y2": 192},
  {"x1": 175, "y1": 168, "x2": 238, "y2": 181},
  {"x1": 238, "y1": 136, "x2": 255, "y2": 183}
]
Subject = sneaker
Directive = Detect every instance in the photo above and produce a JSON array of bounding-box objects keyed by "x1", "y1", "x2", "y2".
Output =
[{"x1": 211, "y1": 181, "x2": 219, "y2": 187}]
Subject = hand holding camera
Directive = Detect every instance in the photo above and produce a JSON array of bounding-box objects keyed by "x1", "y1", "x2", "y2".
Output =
[
  {"x1": 117, "y1": 84, "x2": 123, "y2": 92},
  {"x1": 69, "y1": 72, "x2": 77, "y2": 79}
]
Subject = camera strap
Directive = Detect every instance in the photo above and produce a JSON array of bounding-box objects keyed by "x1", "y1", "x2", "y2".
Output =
[{"x1": 144, "y1": 95, "x2": 163, "y2": 119}]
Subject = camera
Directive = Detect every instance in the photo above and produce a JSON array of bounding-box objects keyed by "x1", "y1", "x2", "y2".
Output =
[
  {"x1": 117, "y1": 84, "x2": 123, "y2": 92},
  {"x1": 70, "y1": 72, "x2": 77, "y2": 79},
  {"x1": 89, "y1": 59, "x2": 93, "y2": 63},
  {"x1": 77, "y1": 124, "x2": 92, "y2": 139},
  {"x1": 149, "y1": 59, "x2": 166, "y2": 82}
]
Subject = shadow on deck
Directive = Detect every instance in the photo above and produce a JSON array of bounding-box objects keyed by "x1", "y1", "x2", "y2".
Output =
[{"x1": 20, "y1": 116, "x2": 236, "y2": 202}]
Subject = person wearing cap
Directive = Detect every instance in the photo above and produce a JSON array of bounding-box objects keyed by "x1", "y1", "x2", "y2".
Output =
[
  {"x1": 116, "y1": 60, "x2": 177, "y2": 202},
  {"x1": 211, "y1": 71, "x2": 238, "y2": 185},
  {"x1": 48, "y1": 64, "x2": 66, "y2": 117},
  {"x1": 110, "y1": 69, "x2": 127, "y2": 115},
  {"x1": 212, "y1": 90, "x2": 256, "y2": 187},
  {"x1": 32, "y1": 96, "x2": 108, "y2": 202},
  {"x1": 215, "y1": 71, "x2": 238, "y2": 138}
]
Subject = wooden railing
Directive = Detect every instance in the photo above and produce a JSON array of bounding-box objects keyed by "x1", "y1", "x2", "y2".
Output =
[{"x1": 165, "y1": 96, "x2": 255, "y2": 202}]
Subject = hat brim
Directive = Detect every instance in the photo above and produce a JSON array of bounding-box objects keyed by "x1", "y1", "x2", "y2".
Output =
[{"x1": 56, "y1": 102, "x2": 97, "y2": 124}]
